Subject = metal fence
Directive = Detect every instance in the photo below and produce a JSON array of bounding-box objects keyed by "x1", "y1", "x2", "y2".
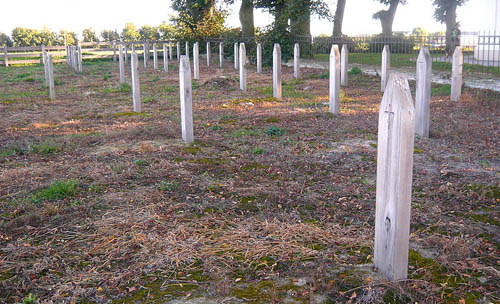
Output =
[{"x1": 293, "y1": 31, "x2": 500, "y2": 76}]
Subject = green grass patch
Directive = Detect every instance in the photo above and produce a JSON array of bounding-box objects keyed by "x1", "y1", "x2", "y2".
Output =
[
  {"x1": 264, "y1": 125, "x2": 286, "y2": 137},
  {"x1": 31, "y1": 179, "x2": 79, "y2": 204}
]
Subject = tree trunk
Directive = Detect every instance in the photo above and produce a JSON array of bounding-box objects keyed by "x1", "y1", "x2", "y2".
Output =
[
  {"x1": 290, "y1": 0, "x2": 311, "y2": 36},
  {"x1": 445, "y1": 1, "x2": 459, "y2": 56},
  {"x1": 274, "y1": 1, "x2": 287, "y2": 33},
  {"x1": 332, "y1": 0, "x2": 347, "y2": 37},
  {"x1": 376, "y1": 0, "x2": 400, "y2": 36},
  {"x1": 239, "y1": 0, "x2": 255, "y2": 37}
]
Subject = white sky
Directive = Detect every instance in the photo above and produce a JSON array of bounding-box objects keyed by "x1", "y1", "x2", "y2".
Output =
[{"x1": 0, "y1": 0, "x2": 497, "y2": 38}]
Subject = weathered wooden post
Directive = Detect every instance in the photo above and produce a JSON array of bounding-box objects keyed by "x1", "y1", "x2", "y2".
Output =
[
  {"x1": 169, "y1": 42, "x2": 173, "y2": 60},
  {"x1": 239, "y1": 43, "x2": 247, "y2": 91},
  {"x1": 294, "y1": 43, "x2": 300, "y2": 79},
  {"x1": 77, "y1": 43, "x2": 83, "y2": 72},
  {"x1": 179, "y1": 55, "x2": 194, "y2": 144},
  {"x1": 131, "y1": 52, "x2": 141, "y2": 113},
  {"x1": 219, "y1": 42, "x2": 223, "y2": 68},
  {"x1": 451, "y1": 47, "x2": 463, "y2": 102},
  {"x1": 273, "y1": 43, "x2": 282, "y2": 100},
  {"x1": 124, "y1": 44, "x2": 128, "y2": 64},
  {"x1": 177, "y1": 41, "x2": 181, "y2": 61},
  {"x1": 381, "y1": 45, "x2": 390, "y2": 92},
  {"x1": 40, "y1": 45, "x2": 45, "y2": 64},
  {"x1": 143, "y1": 43, "x2": 148, "y2": 68},
  {"x1": 119, "y1": 44, "x2": 125, "y2": 83},
  {"x1": 329, "y1": 45, "x2": 341, "y2": 115},
  {"x1": 163, "y1": 43, "x2": 169, "y2": 73},
  {"x1": 4, "y1": 46, "x2": 9, "y2": 67},
  {"x1": 47, "y1": 54, "x2": 55, "y2": 100},
  {"x1": 112, "y1": 41, "x2": 117, "y2": 62},
  {"x1": 185, "y1": 41, "x2": 189, "y2": 58},
  {"x1": 234, "y1": 42, "x2": 239, "y2": 70},
  {"x1": 341, "y1": 44, "x2": 348, "y2": 86},
  {"x1": 415, "y1": 47, "x2": 431, "y2": 138},
  {"x1": 193, "y1": 42, "x2": 200, "y2": 80},
  {"x1": 374, "y1": 73, "x2": 415, "y2": 281},
  {"x1": 206, "y1": 41, "x2": 211, "y2": 67},
  {"x1": 153, "y1": 43, "x2": 158, "y2": 70},
  {"x1": 257, "y1": 43, "x2": 262, "y2": 74},
  {"x1": 43, "y1": 51, "x2": 49, "y2": 83}
]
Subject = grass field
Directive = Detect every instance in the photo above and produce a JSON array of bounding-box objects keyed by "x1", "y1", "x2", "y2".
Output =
[{"x1": 0, "y1": 59, "x2": 499, "y2": 303}]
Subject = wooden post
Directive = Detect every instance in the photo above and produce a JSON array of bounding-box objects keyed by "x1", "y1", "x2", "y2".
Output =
[
  {"x1": 329, "y1": 45, "x2": 341, "y2": 114},
  {"x1": 381, "y1": 45, "x2": 390, "y2": 92},
  {"x1": 294, "y1": 43, "x2": 300, "y2": 79},
  {"x1": 257, "y1": 43, "x2": 262, "y2": 74},
  {"x1": 193, "y1": 42, "x2": 199, "y2": 80},
  {"x1": 77, "y1": 43, "x2": 83, "y2": 72},
  {"x1": 40, "y1": 45, "x2": 45, "y2": 64},
  {"x1": 112, "y1": 41, "x2": 117, "y2": 62},
  {"x1": 185, "y1": 41, "x2": 189, "y2": 59},
  {"x1": 234, "y1": 42, "x2": 239, "y2": 70},
  {"x1": 43, "y1": 51, "x2": 49, "y2": 83},
  {"x1": 169, "y1": 41, "x2": 173, "y2": 60},
  {"x1": 143, "y1": 43, "x2": 148, "y2": 68},
  {"x1": 124, "y1": 44, "x2": 128, "y2": 64},
  {"x1": 341, "y1": 44, "x2": 348, "y2": 86},
  {"x1": 47, "y1": 54, "x2": 55, "y2": 100},
  {"x1": 451, "y1": 47, "x2": 463, "y2": 102},
  {"x1": 219, "y1": 42, "x2": 223, "y2": 68},
  {"x1": 374, "y1": 73, "x2": 415, "y2": 281},
  {"x1": 273, "y1": 43, "x2": 282, "y2": 100},
  {"x1": 239, "y1": 43, "x2": 247, "y2": 91},
  {"x1": 177, "y1": 41, "x2": 181, "y2": 62},
  {"x1": 415, "y1": 47, "x2": 431, "y2": 137},
  {"x1": 153, "y1": 43, "x2": 158, "y2": 70},
  {"x1": 131, "y1": 52, "x2": 141, "y2": 113},
  {"x1": 119, "y1": 44, "x2": 125, "y2": 83},
  {"x1": 163, "y1": 43, "x2": 169, "y2": 73},
  {"x1": 206, "y1": 41, "x2": 210, "y2": 67},
  {"x1": 179, "y1": 55, "x2": 194, "y2": 143}
]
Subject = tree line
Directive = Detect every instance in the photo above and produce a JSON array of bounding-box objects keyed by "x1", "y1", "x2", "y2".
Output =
[{"x1": 0, "y1": 0, "x2": 467, "y2": 55}]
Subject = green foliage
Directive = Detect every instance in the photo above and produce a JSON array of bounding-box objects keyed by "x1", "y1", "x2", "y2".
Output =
[
  {"x1": 101, "y1": 29, "x2": 119, "y2": 42},
  {"x1": 31, "y1": 179, "x2": 79, "y2": 204},
  {"x1": 157, "y1": 181, "x2": 179, "y2": 191},
  {"x1": 121, "y1": 23, "x2": 140, "y2": 41},
  {"x1": 1, "y1": 140, "x2": 60, "y2": 157},
  {"x1": 348, "y1": 67, "x2": 361, "y2": 75},
  {"x1": 158, "y1": 22, "x2": 178, "y2": 40},
  {"x1": 432, "y1": 0, "x2": 468, "y2": 24},
  {"x1": 253, "y1": 147, "x2": 264, "y2": 155},
  {"x1": 11, "y1": 27, "x2": 70, "y2": 47},
  {"x1": 0, "y1": 32, "x2": 13, "y2": 47},
  {"x1": 264, "y1": 125, "x2": 286, "y2": 137},
  {"x1": 171, "y1": 0, "x2": 228, "y2": 40},
  {"x1": 82, "y1": 28, "x2": 99, "y2": 42},
  {"x1": 23, "y1": 293, "x2": 37, "y2": 304},
  {"x1": 139, "y1": 25, "x2": 160, "y2": 41}
]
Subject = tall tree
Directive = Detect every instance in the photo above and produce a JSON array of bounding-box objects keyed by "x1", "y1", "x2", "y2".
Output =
[
  {"x1": 433, "y1": 0, "x2": 467, "y2": 55},
  {"x1": 372, "y1": 0, "x2": 406, "y2": 36},
  {"x1": 82, "y1": 28, "x2": 99, "y2": 42},
  {"x1": 121, "y1": 23, "x2": 140, "y2": 41},
  {"x1": 171, "y1": 0, "x2": 227, "y2": 39},
  {"x1": 239, "y1": 0, "x2": 255, "y2": 37},
  {"x1": 0, "y1": 32, "x2": 13, "y2": 47},
  {"x1": 101, "y1": 30, "x2": 119, "y2": 42},
  {"x1": 332, "y1": 0, "x2": 347, "y2": 36}
]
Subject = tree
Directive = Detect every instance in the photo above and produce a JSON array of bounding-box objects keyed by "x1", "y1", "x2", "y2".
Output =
[
  {"x1": 158, "y1": 22, "x2": 178, "y2": 40},
  {"x1": 101, "y1": 30, "x2": 119, "y2": 42},
  {"x1": 171, "y1": 0, "x2": 228, "y2": 40},
  {"x1": 139, "y1": 25, "x2": 160, "y2": 41},
  {"x1": 58, "y1": 30, "x2": 78, "y2": 45},
  {"x1": 0, "y1": 32, "x2": 13, "y2": 47},
  {"x1": 11, "y1": 27, "x2": 40, "y2": 46},
  {"x1": 433, "y1": 0, "x2": 467, "y2": 55},
  {"x1": 372, "y1": 0, "x2": 406, "y2": 36},
  {"x1": 240, "y1": 0, "x2": 255, "y2": 37},
  {"x1": 121, "y1": 23, "x2": 140, "y2": 41},
  {"x1": 332, "y1": 0, "x2": 347, "y2": 36},
  {"x1": 82, "y1": 28, "x2": 99, "y2": 42}
]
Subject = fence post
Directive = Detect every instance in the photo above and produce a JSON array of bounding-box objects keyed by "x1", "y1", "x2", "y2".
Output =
[
  {"x1": 294, "y1": 43, "x2": 300, "y2": 79},
  {"x1": 381, "y1": 45, "x2": 390, "y2": 92},
  {"x1": 124, "y1": 44, "x2": 128, "y2": 65},
  {"x1": 273, "y1": 43, "x2": 282, "y2": 100},
  {"x1": 239, "y1": 43, "x2": 247, "y2": 91},
  {"x1": 193, "y1": 42, "x2": 199, "y2": 80},
  {"x1": 206, "y1": 41, "x2": 211, "y2": 67},
  {"x1": 77, "y1": 42, "x2": 83, "y2": 72},
  {"x1": 185, "y1": 41, "x2": 189, "y2": 59},
  {"x1": 415, "y1": 47, "x2": 431, "y2": 137},
  {"x1": 4, "y1": 46, "x2": 8, "y2": 67},
  {"x1": 119, "y1": 44, "x2": 125, "y2": 83},
  {"x1": 43, "y1": 51, "x2": 49, "y2": 84},
  {"x1": 329, "y1": 45, "x2": 341, "y2": 114},
  {"x1": 374, "y1": 73, "x2": 415, "y2": 281},
  {"x1": 451, "y1": 46, "x2": 463, "y2": 102},
  {"x1": 163, "y1": 43, "x2": 168, "y2": 72},
  {"x1": 177, "y1": 41, "x2": 181, "y2": 62},
  {"x1": 40, "y1": 45, "x2": 45, "y2": 64},
  {"x1": 112, "y1": 41, "x2": 117, "y2": 62},
  {"x1": 234, "y1": 42, "x2": 239, "y2": 70},
  {"x1": 341, "y1": 44, "x2": 348, "y2": 86},
  {"x1": 179, "y1": 55, "x2": 194, "y2": 144},
  {"x1": 47, "y1": 54, "x2": 55, "y2": 100},
  {"x1": 153, "y1": 43, "x2": 158, "y2": 70},
  {"x1": 219, "y1": 42, "x2": 223, "y2": 68},
  {"x1": 169, "y1": 41, "x2": 173, "y2": 60},
  {"x1": 144, "y1": 43, "x2": 148, "y2": 68},
  {"x1": 131, "y1": 52, "x2": 141, "y2": 113},
  {"x1": 257, "y1": 43, "x2": 262, "y2": 74}
]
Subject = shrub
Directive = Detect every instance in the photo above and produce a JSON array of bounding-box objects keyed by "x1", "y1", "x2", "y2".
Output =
[{"x1": 264, "y1": 126, "x2": 286, "y2": 137}]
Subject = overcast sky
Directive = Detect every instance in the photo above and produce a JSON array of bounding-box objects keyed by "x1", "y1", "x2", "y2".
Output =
[{"x1": 0, "y1": 0, "x2": 497, "y2": 38}]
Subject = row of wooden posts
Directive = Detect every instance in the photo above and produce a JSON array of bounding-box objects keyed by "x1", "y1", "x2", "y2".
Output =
[{"x1": 39, "y1": 41, "x2": 465, "y2": 281}]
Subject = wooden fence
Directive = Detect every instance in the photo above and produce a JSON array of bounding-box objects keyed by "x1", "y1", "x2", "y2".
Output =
[{"x1": 0, "y1": 41, "x2": 177, "y2": 66}]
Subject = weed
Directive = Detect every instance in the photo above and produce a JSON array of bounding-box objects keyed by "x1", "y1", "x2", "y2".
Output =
[
  {"x1": 348, "y1": 67, "x2": 362, "y2": 75},
  {"x1": 253, "y1": 147, "x2": 264, "y2": 155},
  {"x1": 264, "y1": 126, "x2": 286, "y2": 137},
  {"x1": 232, "y1": 128, "x2": 258, "y2": 138},
  {"x1": 23, "y1": 293, "x2": 37, "y2": 304},
  {"x1": 157, "y1": 181, "x2": 179, "y2": 191},
  {"x1": 31, "y1": 179, "x2": 79, "y2": 204},
  {"x1": 209, "y1": 124, "x2": 223, "y2": 131}
]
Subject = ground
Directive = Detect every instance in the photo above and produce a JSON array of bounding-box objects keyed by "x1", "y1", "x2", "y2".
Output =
[{"x1": 0, "y1": 58, "x2": 499, "y2": 304}]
